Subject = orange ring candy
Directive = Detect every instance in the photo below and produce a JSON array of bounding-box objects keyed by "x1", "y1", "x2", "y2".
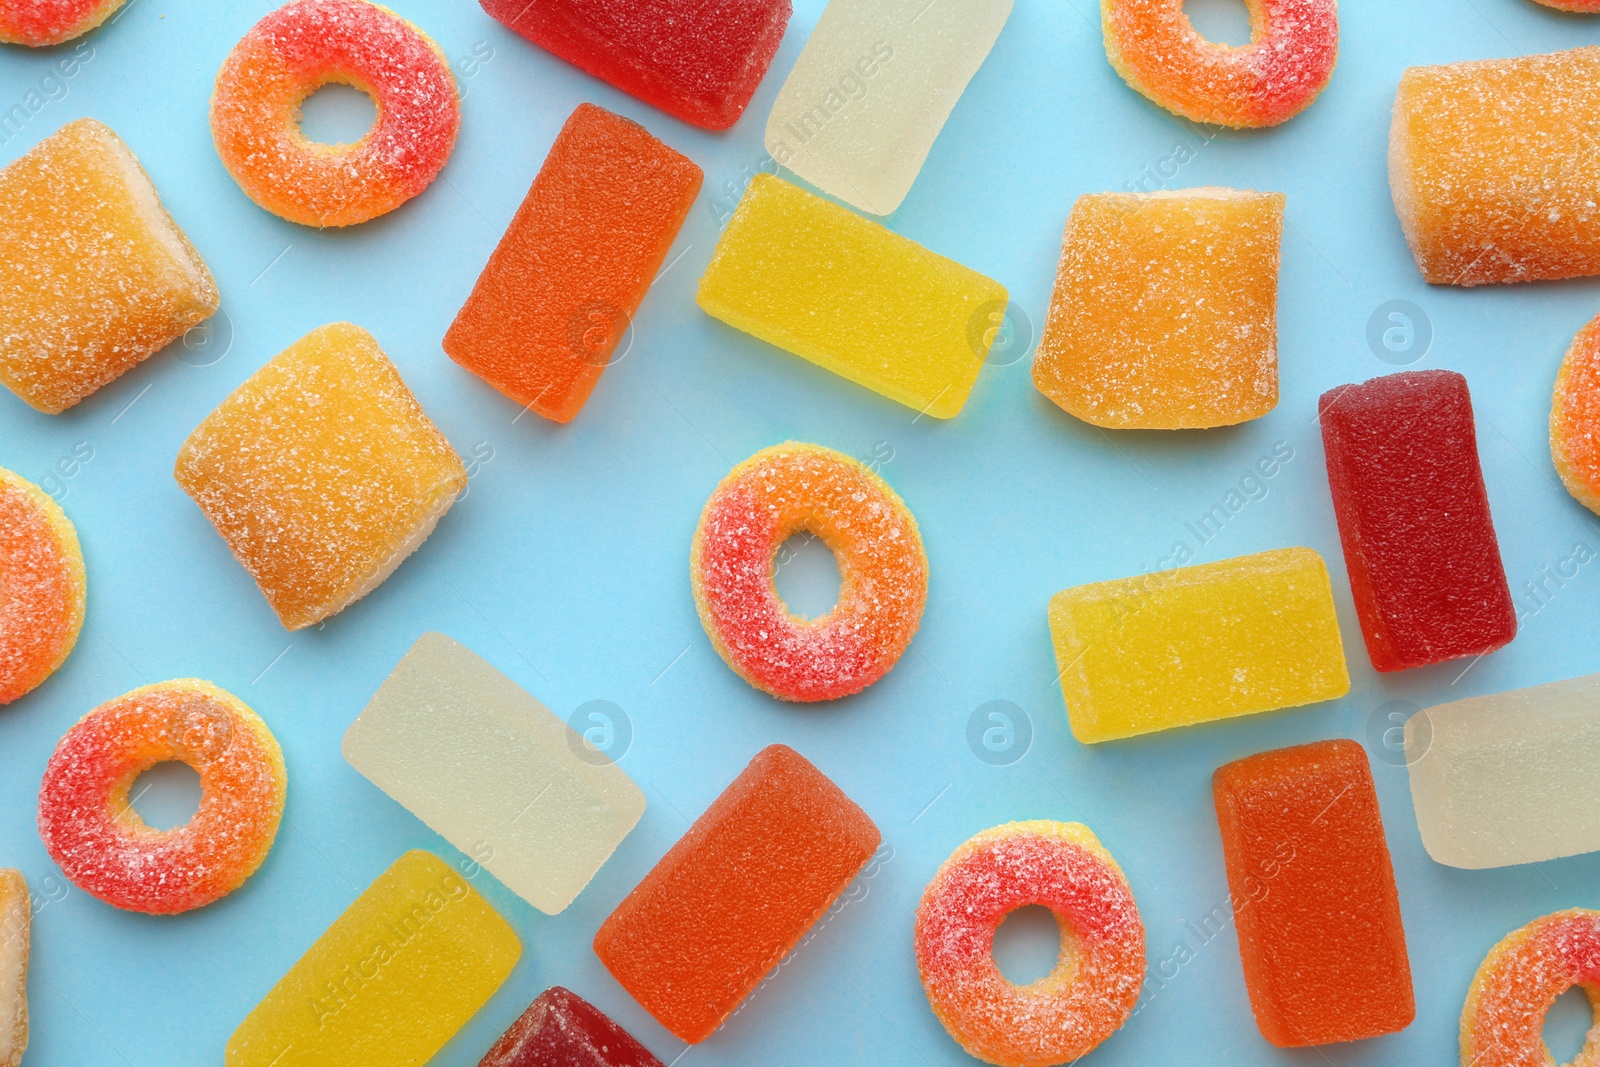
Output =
[
  {"x1": 37, "y1": 680, "x2": 287, "y2": 915},
  {"x1": 1552, "y1": 312, "x2": 1600, "y2": 516},
  {"x1": 690, "y1": 443, "x2": 927, "y2": 702},
  {"x1": 210, "y1": 0, "x2": 460, "y2": 227},
  {"x1": 915, "y1": 821, "x2": 1146, "y2": 1067},
  {"x1": 1461, "y1": 909, "x2": 1600, "y2": 1067},
  {"x1": 1102, "y1": 0, "x2": 1338, "y2": 128},
  {"x1": 1532, "y1": 0, "x2": 1600, "y2": 9},
  {"x1": 0, "y1": 467, "x2": 85, "y2": 705},
  {"x1": 0, "y1": 0, "x2": 124, "y2": 46}
]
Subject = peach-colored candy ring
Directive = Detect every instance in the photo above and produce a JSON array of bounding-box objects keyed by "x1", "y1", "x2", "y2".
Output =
[
  {"x1": 0, "y1": 0, "x2": 124, "y2": 47},
  {"x1": 1461, "y1": 909, "x2": 1600, "y2": 1067},
  {"x1": 0, "y1": 467, "x2": 85, "y2": 705}
]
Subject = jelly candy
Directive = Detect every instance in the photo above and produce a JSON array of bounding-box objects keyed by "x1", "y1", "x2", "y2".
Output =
[
  {"x1": 0, "y1": 871, "x2": 26, "y2": 1067},
  {"x1": 1462, "y1": 910, "x2": 1600, "y2": 1067},
  {"x1": 0, "y1": 0, "x2": 126, "y2": 46},
  {"x1": 1551, "y1": 311, "x2": 1600, "y2": 516},
  {"x1": 0, "y1": 467, "x2": 85, "y2": 705},
  {"x1": 479, "y1": 986, "x2": 663, "y2": 1067}
]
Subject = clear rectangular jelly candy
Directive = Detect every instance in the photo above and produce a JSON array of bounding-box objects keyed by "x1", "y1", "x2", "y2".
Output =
[
  {"x1": 343, "y1": 632, "x2": 645, "y2": 915},
  {"x1": 479, "y1": 986, "x2": 663, "y2": 1067}
]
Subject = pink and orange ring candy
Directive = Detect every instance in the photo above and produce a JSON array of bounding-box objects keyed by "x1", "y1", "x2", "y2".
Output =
[
  {"x1": 1461, "y1": 909, "x2": 1600, "y2": 1067},
  {"x1": 0, "y1": 467, "x2": 85, "y2": 706},
  {"x1": 0, "y1": 0, "x2": 123, "y2": 47}
]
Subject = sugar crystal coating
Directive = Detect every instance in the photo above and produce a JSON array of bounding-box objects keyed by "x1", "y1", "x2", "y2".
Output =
[
  {"x1": 1033, "y1": 188, "x2": 1283, "y2": 430},
  {"x1": 0, "y1": 467, "x2": 85, "y2": 705},
  {"x1": 0, "y1": 871, "x2": 26, "y2": 1067},
  {"x1": 593, "y1": 744, "x2": 881, "y2": 1043},
  {"x1": 914, "y1": 821, "x2": 1144, "y2": 1067},
  {"x1": 0, "y1": 117, "x2": 218, "y2": 414},
  {"x1": 1461, "y1": 910, "x2": 1600, "y2": 1067},
  {"x1": 0, "y1": 0, "x2": 124, "y2": 46},
  {"x1": 36, "y1": 680, "x2": 287, "y2": 915},
  {"x1": 478, "y1": 986, "x2": 664, "y2": 1067},
  {"x1": 1531, "y1": 0, "x2": 1600, "y2": 8},
  {"x1": 174, "y1": 322, "x2": 467, "y2": 631},
  {"x1": 1552, "y1": 312, "x2": 1600, "y2": 516}
]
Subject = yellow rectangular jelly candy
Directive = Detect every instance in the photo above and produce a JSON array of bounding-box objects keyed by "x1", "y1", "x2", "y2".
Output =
[
  {"x1": 697, "y1": 173, "x2": 1007, "y2": 418},
  {"x1": 226, "y1": 850, "x2": 520, "y2": 1067},
  {"x1": 1049, "y1": 548, "x2": 1350, "y2": 743}
]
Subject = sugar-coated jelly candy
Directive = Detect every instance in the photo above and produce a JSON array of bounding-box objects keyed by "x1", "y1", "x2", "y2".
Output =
[
  {"x1": 480, "y1": 0, "x2": 791, "y2": 130},
  {"x1": 698, "y1": 174, "x2": 1007, "y2": 418},
  {"x1": 1214, "y1": 740, "x2": 1415, "y2": 1047},
  {"x1": 0, "y1": 871, "x2": 26, "y2": 1067},
  {"x1": 1461, "y1": 910, "x2": 1600, "y2": 1067},
  {"x1": 1049, "y1": 548, "x2": 1349, "y2": 743},
  {"x1": 344, "y1": 633, "x2": 646, "y2": 915},
  {"x1": 0, "y1": 1, "x2": 124, "y2": 46},
  {"x1": 594, "y1": 744, "x2": 880, "y2": 1043},
  {"x1": 764, "y1": 0, "x2": 1012, "y2": 215},
  {"x1": 1390, "y1": 47, "x2": 1600, "y2": 286},
  {"x1": 1033, "y1": 188, "x2": 1283, "y2": 430},
  {"x1": 0, "y1": 467, "x2": 85, "y2": 705},
  {"x1": 1320, "y1": 370, "x2": 1516, "y2": 672},
  {"x1": 1405, "y1": 673, "x2": 1600, "y2": 869},
  {"x1": 226, "y1": 850, "x2": 520, "y2": 1066},
  {"x1": 444, "y1": 104, "x2": 701, "y2": 424},
  {"x1": 175, "y1": 323, "x2": 467, "y2": 631},
  {"x1": 0, "y1": 118, "x2": 218, "y2": 413},
  {"x1": 1551, "y1": 311, "x2": 1600, "y2": 516},
  {"x1": 479, "y1": 986, "x2": 663, "y2": 1067}
]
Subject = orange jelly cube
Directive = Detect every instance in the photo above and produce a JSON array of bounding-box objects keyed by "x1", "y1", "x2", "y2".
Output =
[
  {"x1": 1213, "y1": 739, "x2": 1415, "y2": 1048},
  {"x1": 175, "y1": 323, "x2": 466, "y2": 631},
  {"x1": 1033, "y1": 188, "x2": 1283, "y2": 430},
  {"x1": 443, "y1": 103, "x2": 701, "y2": 423},
  {"x1": 593, "y1": 744, "x2": 880, "y2": 1043},
  {"x1": 0, "y1": 118, "x2": 218, "y2": 414}
]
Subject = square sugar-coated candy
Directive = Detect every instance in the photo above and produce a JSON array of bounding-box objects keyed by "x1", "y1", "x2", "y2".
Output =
[
  {"x1": 343, "y1": 632, "x2": 646, "y2": 915},
  {"x1": 226, "y1": 850, "x2": 521, "y2": 1066},
  {"x1": 175, "y1": 323, "x2": 466, "y2": 631},
  {"x1": 1033, "y1": 188, "x2": 1283, "y2": 429},
  {"x1": 1214, "y1": 740, "x2": 1415, "y2": 1047},
  {"x1": 1319, "y1": 370, "x2": 1516, "y2": 672},
  {"x1": 0, "y1": 118, "x2": 218, "y2": 414},
  {"x1": 593, "y1": 744, "x2": 880, "y2": 1043},
  {"x1": 480, "y1": 0, "x2": 791, "y2": 130},
  {"x1": 1406, "y1": 672, "x2": 1600, "y2": 869},
  {"x1": 479, "y1": 986, "x2": 663, "y2": 1067},
  {"x1": 1049, "y1": 548, "x2": 1349, "y2": 743},
  {"x1": 444, "y1": 104, "x2": 701, "y2": 424},
  {"x1": 698, "y1": 174, "x2": 1006, "y2": 418},
  {"x1": 764, "y1": 0, "x2": 1012, "y2": 215}
]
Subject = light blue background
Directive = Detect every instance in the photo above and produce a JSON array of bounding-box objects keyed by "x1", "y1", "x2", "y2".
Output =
[{"x1": 2, "y1": 0, "x2": 1600, "y2": 1063}]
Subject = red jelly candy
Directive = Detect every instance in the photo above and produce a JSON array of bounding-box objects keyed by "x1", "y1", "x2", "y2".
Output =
[
  {"x1": 1319, "y1": 369, "x2": 1516, "y2": 672},
  {"x1": 480, "y1": 0, "x2": 792, "y2": 130},
  {"x1": 478, "y1": 986, "x2": 662, "y2": 1067}
]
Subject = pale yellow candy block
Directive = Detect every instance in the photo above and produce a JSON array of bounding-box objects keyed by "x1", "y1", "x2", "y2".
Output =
[
  {"x1": 0, "y1": 871, "x2": 27, "y2": 1067},
  {"x1": 343, "y1": 633, "x2": 645, "y2": 915},
  {"x1": 1049, "y1": 548, "x2": 1350, "y2": 743}
]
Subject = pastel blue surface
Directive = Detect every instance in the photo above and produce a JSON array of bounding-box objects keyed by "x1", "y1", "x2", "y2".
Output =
[{"x1": 2, "y1": 0, "x2": 1600, "y2": 1063}]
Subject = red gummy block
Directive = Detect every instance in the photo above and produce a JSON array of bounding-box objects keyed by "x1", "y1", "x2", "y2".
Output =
[
  {"x1": 478, "y1": 986, "x2": 662, "y2": 1067},
  {"x1": 480, "y1": 0, "x2": 792, "y2": 130},
  {"x1": 1319, "y1": 369, "x2": 1516, "y2": 672},
  {"x1": 1213, "y1": 739, "x2": 1415, "y2": 1048},
  {"x1": 593, "y1": 744, "x2": 880, "y2": 1043},
  {"x1": 443, "y1": 104, "x2": 701, "y2": 424}
]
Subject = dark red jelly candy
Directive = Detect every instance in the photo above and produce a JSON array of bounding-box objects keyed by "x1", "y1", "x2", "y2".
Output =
[{"x1": 478, "y1": 986, "x2": 664, "y2": 1067}]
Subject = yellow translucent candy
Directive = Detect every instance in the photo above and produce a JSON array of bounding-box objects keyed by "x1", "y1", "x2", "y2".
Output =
[
  {"x1": 1049, "y1": 548, "x2": 1350, "y2": 743},
  {"x1": 1033, "y1": 188, "x2": 1283, "y2": 430},
  {"x1": 0, "y1": 118, "x2": 218, "y2": 414},
  {"x1": 697, "y1": 174, "x2": 1007, "y2": 419},
  {"x1": 175, "y1": 323, "x2": 466, "y2": 631},
  {"x1": 226, "y1": 850, "x2": 520, "y2": 1067}
]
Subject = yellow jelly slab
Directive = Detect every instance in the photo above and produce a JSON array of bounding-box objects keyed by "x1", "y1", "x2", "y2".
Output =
[
  {"x1": 1049, "y1": 547, "x2": 1350, "y2": 743},
  {"x1": 225, "y1": 850, "x2": 520, "y2": 1067},
  {"x1": 697, "y1": 173, "x2": 1007, "y2": 419}
]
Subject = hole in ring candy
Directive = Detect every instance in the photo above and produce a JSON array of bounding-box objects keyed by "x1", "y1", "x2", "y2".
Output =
[
  {"x1": 210, "y1": 0, "x2": 460, "y2": 227},
  {"x1": 690, "y1": 443, "x2": 928, "y2": 702},
  {"x1": 0, "y1": 467, "x2": 85, "y2": 706},
  {"x1": 0, "y1": 0, "x2": 126, "y2": 46},
  {"x1": 1102, "y1": 0, "x2": 1339, "y2": 128},
  {"x1": 1461, "y1": 909, "x2": 1600, "y2": 1067},
  {"x1": 914, "y1": 821, "x2": 1145, "y2": 1067},
  {"x1": 37, "y1": 680, "x2": 287, "y2": 915}
]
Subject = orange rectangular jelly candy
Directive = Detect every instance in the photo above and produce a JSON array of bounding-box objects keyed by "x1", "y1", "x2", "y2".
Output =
[
  {"x1": 1213, "y1": 739, "x2": 1415, "y2": 1047},
  {"x1": 444, "y1": 103, "x2": 701, "y2": 423},
  {"x1": 593, "y1": 744, "x2": 880, "y2": 1043}
]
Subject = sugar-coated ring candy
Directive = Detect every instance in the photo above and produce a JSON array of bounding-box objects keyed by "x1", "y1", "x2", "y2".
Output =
[
  {"x1": 915, "y1": 821, "x2": 1146, "y2": 1067},
  {"x1": 0, "y1": 0, "x2": 124, "y2": 46},
  {"x1": 690, "y1": 443, "x2": 927, "y2": 702},
  {"x1": 1552, "y1": 313, "x2": 1600, "y2": 516},
  {"x1": 1102, "y1": 0, "x2": 1339, "y2": 128},
  {"x1": 38, "y1": 680, "x2": 287, "y2": 915},
  {"x1": 1461, "y1": 909, "x2": 1600, "y2": 1067},
  {"x1": 0, "y1": 467, "x2": 85, "y2": 705},
  {"x1": 1532, "y1": 0, "x2": 1600, "y2": 9},
  {"x1": 210, "y1": 0, "x2": 460, "y2": 228}
]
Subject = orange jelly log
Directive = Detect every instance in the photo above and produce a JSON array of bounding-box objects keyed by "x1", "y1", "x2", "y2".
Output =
[
  {"x1": 593, "y1": 744, "x2": 880, "y2": 1043},
  {"x1": 1213, "y1": 739, "x2": 1415, "y2": 1048},
  {"x1": 443, "y1": 104, "x2": 701, "y2": 424}
]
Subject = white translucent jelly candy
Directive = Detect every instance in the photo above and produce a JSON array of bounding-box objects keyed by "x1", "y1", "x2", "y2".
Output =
[
  {"x1": 1405, "y1": 672, "x2": 1600, "y2": 869},
  {"x1": 342, "y1": 633, "x2": 646, "y2": 914},
  {"x1": 764, "y1": 0, "x2": 1013, "y2": 215}
]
